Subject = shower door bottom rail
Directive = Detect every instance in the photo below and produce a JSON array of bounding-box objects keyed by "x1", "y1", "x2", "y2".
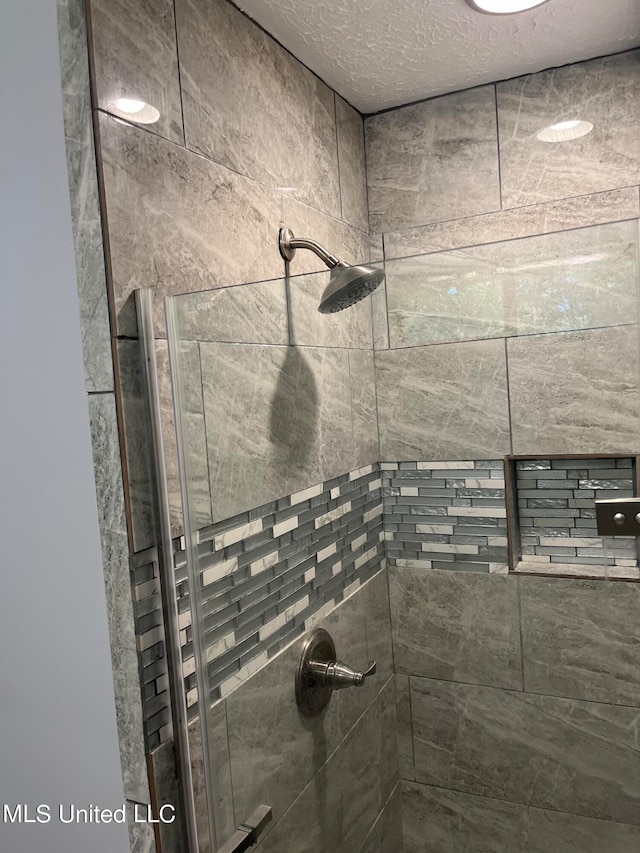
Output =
[{"x1": 216, "y1": 805, "x2": 273, "y2": 853}]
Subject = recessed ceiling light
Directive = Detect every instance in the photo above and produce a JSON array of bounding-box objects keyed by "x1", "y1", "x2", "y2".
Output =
[
  {"x1": 536, "y1": 120, "x2": 594, "y2": 142},
  {"x1": 112, "y1": 97, "x2": 160, "y2": 125},
  {"x1": 465, "y1": 0, "x2": 549, "y2": 14}
]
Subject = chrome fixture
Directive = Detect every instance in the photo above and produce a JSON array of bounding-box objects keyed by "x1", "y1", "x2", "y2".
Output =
[
  {"x1": 596, "y1": 498, "x2": 640, "y2": 536},
  {"x1": 295, "y1": 628, "x2": 377, "y2": 718},
  {"x1": 216, "y1": 805, "x2": 272, "y2": 853},
  {"x1": 278, "y1": 226, "x2": 385, "y2": 313}
]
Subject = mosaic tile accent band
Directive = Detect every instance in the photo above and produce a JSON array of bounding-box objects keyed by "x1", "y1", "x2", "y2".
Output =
[
  {"x1": 130, "y1": 464, "x2": 384, "y2": 750},
  {"x1": 515, "y1": 458, "x2": 638, "y2": 576},
  {"x1": 382, "y1": 461, "x2": 509, "y2": 574}
]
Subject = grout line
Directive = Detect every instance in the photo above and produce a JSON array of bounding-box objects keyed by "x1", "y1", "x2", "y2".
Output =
[
  {"x1": 493, "y1": 83, "x2": 504, "y2": 211},
  {"x1": 504, "y1": 337, "x2": 514, "y2": 456},
  {"x1": 515, "y1": 575, "x2": 526, "y2": 692},
  {"x1": 171, "y1": 0, "x2": 188, "y2": 147}
]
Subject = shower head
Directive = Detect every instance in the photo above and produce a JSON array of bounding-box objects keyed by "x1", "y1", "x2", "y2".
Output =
[{"x1": 279, "y1": 226, "x2": 384, "y2": 313}]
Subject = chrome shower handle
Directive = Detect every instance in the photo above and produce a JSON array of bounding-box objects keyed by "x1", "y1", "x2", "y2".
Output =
[{"x1": 307, "y1": 658, "x2": 377, "y2": 689}]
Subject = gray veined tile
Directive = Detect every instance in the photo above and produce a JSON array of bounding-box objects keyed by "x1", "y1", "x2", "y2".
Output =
[
  {"x1": 288, "y1": 271, "x2": 373, "y2": 350},
  {"x1": 384, "y1": 220, "x2": 639, "y2": 348},
  {"x1": 200, "y1": 342, "x2": 353, "y2": 522},
  {"x1": 519, "y1": 576, "x2": 640, "y2": 706},
  {"x1": 88, "y1": 393, "x2": 129, "y2": 567},
  {"x1": 365, "y1": 85, "x2": 500, "y2": 233},
  {"x1": 98, "y1": 112, "x2": 283, "y2": 337},
  {"x1": 375, "y1": 339, "x2": 510, "y2": 461},
  {"x1": 383, "y1": 187, "x2": 640, "y2": 261},
  {"x1": 410, "y1": 677, "x2": 640, "y2": 826},
  {"x1": 88, "y1": 0, "x2": 184, "y2": 145},
  {"x1": 349, "y1": 349, "x2": 379, "y2": 469},
  {"x1": 170, "y1": 279, "x2": 288, "y2": 346},
  {"x1": 336, "y1": 96, "x2": 369, "y2": 233},
  {"x1": 57, "y1": 0, "x2": 113, "y2": 393},
  {"x1": 395, "y1": 675, "x2": 414, "y2": 782},
  {"x1": 528, "y1": 806, "x2": 640, "y2": 853},
  {"x1": 282, "y1": 196, "x2": 371, "y2": 277},
  {"x1": 390, "y1": 568, "x2": 522, "y2": 690},
  {"x1": 508, "y1": 325, "x2": 640, "y2": 455},
  {"x1": 148, "y1": 739, "x2": 183, "y2": 853},
  {"x1": 497, "y1": 50, "x2": 640, "y2": 208},
  {"x1": 200, "y1": 703, "x2": 235, "y2": 846},
  {"x1": 401, "y1": 781, "x2": 528, "y2": 853},
  {"x1": 127, "y1": 804, "x2": 157, "y2": 853},
  {"x1": 363, "y1": 571, "x2": 394, "y2": 688},
  {"x1": 176, "y1": 0, "x2": 340, "y2": 218}
]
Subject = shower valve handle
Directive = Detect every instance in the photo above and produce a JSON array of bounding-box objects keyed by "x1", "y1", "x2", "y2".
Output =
[{"x1": 307, "y1": 658, "x2": 377, "y2": 689}]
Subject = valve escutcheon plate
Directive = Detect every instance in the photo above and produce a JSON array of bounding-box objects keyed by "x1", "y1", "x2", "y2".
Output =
[{"x1": 295, "y1": 628, "x2": 336, "y2": 718}]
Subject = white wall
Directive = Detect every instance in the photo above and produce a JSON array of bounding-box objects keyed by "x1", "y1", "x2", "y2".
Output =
[{"x1": 0, "y1": 1, "x2": 130, "y2": 850}]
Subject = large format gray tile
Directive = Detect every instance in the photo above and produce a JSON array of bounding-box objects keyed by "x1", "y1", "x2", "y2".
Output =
[
  {"x1": 225, "y1": 589, "x2": 380, "y2": 831},
  {"x1": 127, "y1": 807, "x2": 157, "y2": 853},
  {"x1": 519, "y1": 576, "x2": 640, "y2": 706},
  {"x1": 390, "y1": 568, "x2": 522, "y2": 690},
  {"x1": 528, "y1": 806, "x2": 640, "y2": 853},
  {"x1": 148, "y1": 739, "x2": 182, "y2": 853},
  {"x1": 410, "y1": 677, "x2": 640, "y2": 825},
  {"x1": 508, "y1": 325, "x2": 640, "y2": 455},
  {"x1": 376, "y1": 339, "x2": 511, "y2": 460},
  {"x1": 401, "y1": 781, "x2": 528, "y2": 853},
  {"x1": 201, "y1": 703, "x2": 236, "y2": 847},
  {"x1": 99, "y1": 113, "x2": 283, "y2": 337},
  {"x1": 383, "y1": 187, "x2": 640, "y2": 260},
  {"x1": 363, "y1": 571, "x2": 394, "y2": 685},
  {"x1": 349, "y1": 349, "x2": 379, "y2": 469},
  {"x1": 283, "y1": 196, "x2": 370, "y2": 276},
  {"x1": 200, "y1": 343, "x2": 353, "y2": 522},
  {"x1": 255, "y1": 678, "x2": 397, "y2": 853},
  {"x1": 88, "y1": 393, "x2": 128, "y2": 567},
  {"x1": 188, "y1": 718, "x2": 213, "y2": 853},
  {"x1": 395, "y1": 675, "x2": 414, "y2": 782},
  {"x1": 288, "y1": 271, "x2": 373, "y2": 350},
  {"x1": 58, "y1": 0, "x2": 113, "y2": 394},
  {"x1": 104, "y1": 555, "x2": 150, "y2": 805},
  {"x1": 176, "y1": 0, "x2": 340, "y2": 218},
  {"x1": 361, "y1": 784, "x2": 404, "y2": 853},
  {"x1": 497, "y1": 51, "x2": 640, "y2": 208},
  {"x1": 365, "y1": 86, "x2": 500, "y2": 233},
  {"x1": 88, "y1": 0, "x2": 183, "y2": 144},
  {"x1": 385, "y1": 220, "x2": 638, "y2": 348},
  {"x1": 336, "y1": 96, "x2": 369, "y2": 233}
]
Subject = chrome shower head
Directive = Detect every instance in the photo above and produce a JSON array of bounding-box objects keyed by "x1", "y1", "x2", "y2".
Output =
[{"x1": 279, "y1": 226, "x2": 384, "y2": 313}]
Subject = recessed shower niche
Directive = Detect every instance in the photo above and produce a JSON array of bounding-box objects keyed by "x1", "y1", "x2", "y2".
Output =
[{"x1": 505, "y1": 455, "x2": 640, "y2": 579}]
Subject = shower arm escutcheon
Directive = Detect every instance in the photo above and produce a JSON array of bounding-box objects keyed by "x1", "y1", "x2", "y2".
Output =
[{"x1": 295, "y1": 628, "x2": 377, "y2": 718}]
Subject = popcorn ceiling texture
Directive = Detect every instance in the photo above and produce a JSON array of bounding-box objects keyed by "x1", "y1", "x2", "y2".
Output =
[{"x1": 234, "y1": 0, "x2": 640, "y2": 112}]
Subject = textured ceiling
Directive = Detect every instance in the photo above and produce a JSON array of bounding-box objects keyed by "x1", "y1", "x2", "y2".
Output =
[{"x1": 233, "y1": 0, "x2": 640, "y2": 113}]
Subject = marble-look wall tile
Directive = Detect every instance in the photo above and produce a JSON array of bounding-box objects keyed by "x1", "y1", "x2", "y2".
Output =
[
  {"x1": 410, "y1": 677, "x2": 640, "y2": 825},
  {"x1": 401, "y1": 781, "x2": 528, "y2": 853},
  {"x1": 88, "y1": 393, "x2": 129, "y2": 567},
  {"x1": 370, "y1": 234, "x2": 384, "y2": 264},
  {"x1": 519, "y1": 576, "x2": 640, "y2": 706},
  {"x1": 188, "y1": 719, "x2": 212, "y2": 853},
  {"x1": 176, "y1": 0, "x2": 340, "y2": 218},
  {"x1": 98, "y1": 113, "x2": 283, "y2": 337},
  {"x1": 283, "y1": 196, "x2": 370, "y2": 277},
  {"x1": 171, "y1": 279, "x2": 288, "y2": 346},
  {"x1": 201, "y1": 703, "x2": 236, "y2": 848},
  {"x1": 395, "y1": 675, "x2": 414, "y2": 782},
  {"x1": 127, "y1": 806, "x2": 157, "y2": 853},
  {"x1": 200, "y1": 343, "x2": 353, "y2": 522},
  {"x1": 363, "y1": 572, "x2": 394, "y2": 686},
  {"x1": 148, "y1": 740, "x2": 183, "y2": 853},
  {"x1": 365, "y1": 86, "x2": 500, "y2": 233},
  {"x1": 497, "y1": 51, "x2": 640, "y2": 208},
  {"x1": 508, "y1": 325, "x2": 640, "y2": 455},
  {"x1": 88, "y1": 0, "x2": 183, "y2": 144},
  {"x1": 383, "y1": 187, "x2": 640, "y2": 260},
  {"x1": 349, "y1": 349, "x2": 379, "y2": 469},
  {"x1": 255, "y1": 678, "x2": 397, "y2": 853},
  {"x1": 104, "y1": 558, "x2": 151, "y2": 804},
  {"x1": 390, "y1": 568, "x2": 522, "y2": 690},
  {"x1": 336, "y1": 96, "x2": 369, "y2": 232},
  {"x1": 116, "y1": 340, "x2": 155, "y2": 551},
  {"x1": 57, "y1": 0, "x2": 113, "y2": 393},
  {"x1": 384, "y1": 220, "x2": 638, "y2": 348},
  {"x1": 372, "y1": 280, "x2": 390, "y2": 351},
  {"x1": 376, "y1": 339, "x2": 511, "y2": 460},
  {"x1": 288, "y1": 271, "x2": 373, "y2": 350},
  {"x1": 361, "y1": 784, "x2": 404, "y2": 853},
  {"x1": 225, "y1": 589, "x2": 380, "y2": 832},
  {"x1": 528, "y1": 806, "x2": 640, "y2": 853}
]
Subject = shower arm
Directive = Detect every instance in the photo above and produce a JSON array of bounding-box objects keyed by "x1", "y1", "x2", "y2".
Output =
[{"x1": 279, "y1": 227, "x2": 348, "y2": 270}]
